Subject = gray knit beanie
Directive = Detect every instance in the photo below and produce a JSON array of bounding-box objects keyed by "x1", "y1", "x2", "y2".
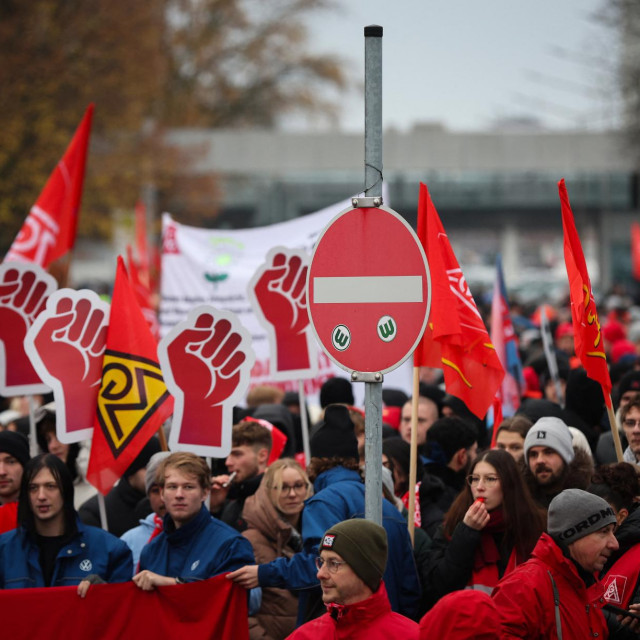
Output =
[
  {"x1": 548, "y1": 489, "x2": 616, "y2": 544},
  {"x1": 524, "y1": 417, "x2": 575, "y2": 465}
]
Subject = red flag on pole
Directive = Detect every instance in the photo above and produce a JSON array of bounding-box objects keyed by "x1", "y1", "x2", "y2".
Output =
[
  {"x1": 86, "y1": 256, "x2": 173, "y2": 495},
  {"x1": 5, "y1": 105, "x2": 94, "y2": 268},
  {"x1": 632, "y1": 222, "x2": 640, "y2": 281},
  {"x1": 559, "y1": 178, "x2": 612, "y2": 407},
  {"x1": 413, "y1": 183, "x2": 504, "y2": 419}
]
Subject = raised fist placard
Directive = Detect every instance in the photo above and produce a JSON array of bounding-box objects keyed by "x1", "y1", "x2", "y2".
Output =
[
  {"x1": 0, "y1": 263, "x2": 57, "y2": 395},
  {"x1": 158, "y1": 305, "x2": 255, "y2": 457},
  {"x1": 25, "y1": 289, "x2": 110, "y2": 443},
  {"x1": 248, "y1": 247, "x2": 317, "y2": 380}
]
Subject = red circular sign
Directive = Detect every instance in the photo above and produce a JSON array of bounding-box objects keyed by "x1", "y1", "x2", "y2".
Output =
[{"x1": 307, "y1": 205, "x2": 430, "y2": 373}]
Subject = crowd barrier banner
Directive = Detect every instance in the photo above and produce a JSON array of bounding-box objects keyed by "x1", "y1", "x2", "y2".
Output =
[{"x1": 0, "y1": 574, "x2": 248, "y2": 640}]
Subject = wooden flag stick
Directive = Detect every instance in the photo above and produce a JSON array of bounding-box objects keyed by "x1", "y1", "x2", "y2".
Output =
[
  {"x1": 606, "y1": 393, "x2": 624, "y2": 463},
  {"x1": 407, "y1": 366, "x2": 420, "y2": 546},
  {"x1": 157, "y1": 424, "x2": 169, "y2": 451}
]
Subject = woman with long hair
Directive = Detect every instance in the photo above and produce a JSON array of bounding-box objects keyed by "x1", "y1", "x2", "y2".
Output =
[
  {"x1": 422, "y1": 449, "x2": 545, "y2": 610},
  {"x1": 241, "y1": 458, "x2": 312, "y2": 639}
]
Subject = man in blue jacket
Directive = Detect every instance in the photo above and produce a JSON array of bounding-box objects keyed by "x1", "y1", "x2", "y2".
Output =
[
  {"x1": 0, "y1": 453, "x2": 132, "y2": 590},
  {"x1": 134, "y1": 451, "x2": 255, "y2": 590},
  {"x1": 228, "y1": 404, "x2": 421, "y2": 623}
]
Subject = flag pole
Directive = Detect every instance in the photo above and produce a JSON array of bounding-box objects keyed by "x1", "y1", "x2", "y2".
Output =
[
  {"x1": 606, "y1": 394, "x2": 624, "y2": 462},
  {"x1": 407, "y1": 366, "x2": 420, "y2": 546},
  {"x1": 27, "y1": 396, "x2": 39, "y2": 458},
  {"x1": 97, "y1": 493, "x2": 109, "y2": 531},
  {"x1": 157, "y1": 424, "x2": 169, "y2": 451},
  {"x1": 298, "y1": 380, "x2": 311, "y2": 466}
]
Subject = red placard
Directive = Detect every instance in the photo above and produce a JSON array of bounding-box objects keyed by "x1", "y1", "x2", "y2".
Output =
[{"x1": 307, "y1": 205, "x2": 430, "y2": 373}]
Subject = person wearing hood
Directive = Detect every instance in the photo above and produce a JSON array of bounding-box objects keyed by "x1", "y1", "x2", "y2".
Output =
[{"x1": 242, "y1": 458, "x2": 311, "y2": 639}]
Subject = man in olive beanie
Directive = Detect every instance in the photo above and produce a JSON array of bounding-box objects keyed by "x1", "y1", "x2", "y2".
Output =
[{"x1": 287, "y1": 518, "x2": 419, "y2": 639}]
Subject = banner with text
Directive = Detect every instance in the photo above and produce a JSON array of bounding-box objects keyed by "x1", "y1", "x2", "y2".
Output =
[{"x1": 160, "y1": 193, "x2": 412, "y2": 407}]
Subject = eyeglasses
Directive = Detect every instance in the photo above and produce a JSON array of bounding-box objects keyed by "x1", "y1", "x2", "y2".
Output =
[
  {"x1": 276, "y1": 482, "x2": 308, "y2": 494},
  {"x1": 466, "y1": 475, "x2": 500, "y2": 487},
  {"x1": 624, "y1": 419, "x2": 640, "y2": 429},
  {"x1": 315, "y1": 557, "x2": 348, "y2": 573}
]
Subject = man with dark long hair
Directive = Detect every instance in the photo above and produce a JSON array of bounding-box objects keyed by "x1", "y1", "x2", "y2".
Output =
[{"x1": 0, "y1": 453, "x2": 132, "y2": 591}]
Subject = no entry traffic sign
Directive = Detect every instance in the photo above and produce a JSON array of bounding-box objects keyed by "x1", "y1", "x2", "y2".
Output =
[{"x1": 307, "y1": 205, "x2": 430, "y2": 374}]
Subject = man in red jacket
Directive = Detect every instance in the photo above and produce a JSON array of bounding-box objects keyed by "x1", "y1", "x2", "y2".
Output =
[
  {"x1": 286, "y1": 518, "x2": 418, "y2": 639},
  {"x1": 493, "y1": 488, "x2": 640, "y2": 639},
  {"x1": 0, "y1": 431, "x2": 30, "y2": 534}
]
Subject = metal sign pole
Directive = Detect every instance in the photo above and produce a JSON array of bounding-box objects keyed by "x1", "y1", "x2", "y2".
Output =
[{"x1": 363, "y1": 24, "x2": 383, "y2": 525}]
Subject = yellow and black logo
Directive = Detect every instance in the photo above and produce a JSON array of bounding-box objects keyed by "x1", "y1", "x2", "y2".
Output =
[{"x1": 96, "y1": 350, "x2": 170, "y2": 458}]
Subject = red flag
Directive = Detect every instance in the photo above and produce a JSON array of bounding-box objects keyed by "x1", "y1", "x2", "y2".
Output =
[
  {"x1": 5, "y1": 105, "x2": 94, "y2": 268},
  {"x1": 86, "y1": 256, "x2": 173, "y2": 495},
  {"x1": 559, "y1": 178, "x2": 612, "y2": 407},
  {"x1": 0, "y1": 575, "x2": 248, "y2": 639},
  {"x1": 413, "y1": 183, "x2": 504, "y2": 419},
  {"x1": 632, "y1": 222, "x2": 640, "y2": 281},
  {"x1": 127, "y1": 244, "x2": 159, "y2": 341}
]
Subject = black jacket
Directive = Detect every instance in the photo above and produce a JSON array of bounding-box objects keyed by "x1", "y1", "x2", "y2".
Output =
[
  {"x1": 78, "y1": 476, "x2": 149, "y2": 537},
  {"x1": 418, "y1": 463, "x2": 466, "y2": 538}
]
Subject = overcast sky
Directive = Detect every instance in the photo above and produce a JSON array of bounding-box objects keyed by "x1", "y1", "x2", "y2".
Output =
[{"x1": 294, "y1": 0, "x2": 620, "y2": 132}]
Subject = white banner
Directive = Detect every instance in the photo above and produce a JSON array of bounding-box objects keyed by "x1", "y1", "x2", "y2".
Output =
[{"x1": 159, "y1": 194, "x2": 412, "y2": 409}]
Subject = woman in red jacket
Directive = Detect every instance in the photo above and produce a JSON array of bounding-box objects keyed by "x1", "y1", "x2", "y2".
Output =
[{"x1": 423, "y1": 449, "x2": 544, "y2": 609}]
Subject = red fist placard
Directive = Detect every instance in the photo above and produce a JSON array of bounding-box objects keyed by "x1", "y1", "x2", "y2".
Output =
[
  {"x1": 248, "y1": 247, "x2": 317, "y2": 380},
  {"x1": 0, "y1": 263, "x2": 57, "y2": 395},
  {"x1": 158, "y1": 305, "x2": 255, "y2": 458},
  {"x1": 25, "y1": 289, "x2": 109, "y2": 443}
]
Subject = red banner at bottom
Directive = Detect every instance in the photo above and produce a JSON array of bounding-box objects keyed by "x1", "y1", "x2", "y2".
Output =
[{"x1": 0, "y1": 574, "x2": 248, "y2": 640}]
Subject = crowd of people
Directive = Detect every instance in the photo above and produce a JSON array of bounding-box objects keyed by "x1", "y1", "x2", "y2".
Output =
[{"x1": 4, "y1": 294, "x2": 640, "y2": 637}]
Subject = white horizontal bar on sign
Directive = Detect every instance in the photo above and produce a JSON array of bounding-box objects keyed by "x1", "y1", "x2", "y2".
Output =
[{"x1": 313, "y1": 276, "x2": 423, "y2": 303}]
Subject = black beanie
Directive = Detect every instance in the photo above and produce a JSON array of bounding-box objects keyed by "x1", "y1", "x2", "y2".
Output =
[
  {"x1": 124, "y1": 437, "x2": 162, "y2": 477},
  {"x1": 618, "y1": 371, "x2": 640, "y2": 402},
  {"x1": 310, "y1": 405, "x2": 358, "y2": 460},
  {"x1": 319, "y1": 377, "x2": 354, "y2": 409},
  {"x1": 0, "y1": 431, "x2": 30, "y2": 467}
]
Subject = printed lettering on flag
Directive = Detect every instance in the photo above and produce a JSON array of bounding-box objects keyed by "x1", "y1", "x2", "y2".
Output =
[
  {"x1": 5, "y1": 105, "x2": 94, "y2": 268},
  {"x1": 559, "y1": 179, "x2": 612, "y2": 406},
  {"x1": 414, "y1": 183, "x2": 504, "y2": 419}
]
